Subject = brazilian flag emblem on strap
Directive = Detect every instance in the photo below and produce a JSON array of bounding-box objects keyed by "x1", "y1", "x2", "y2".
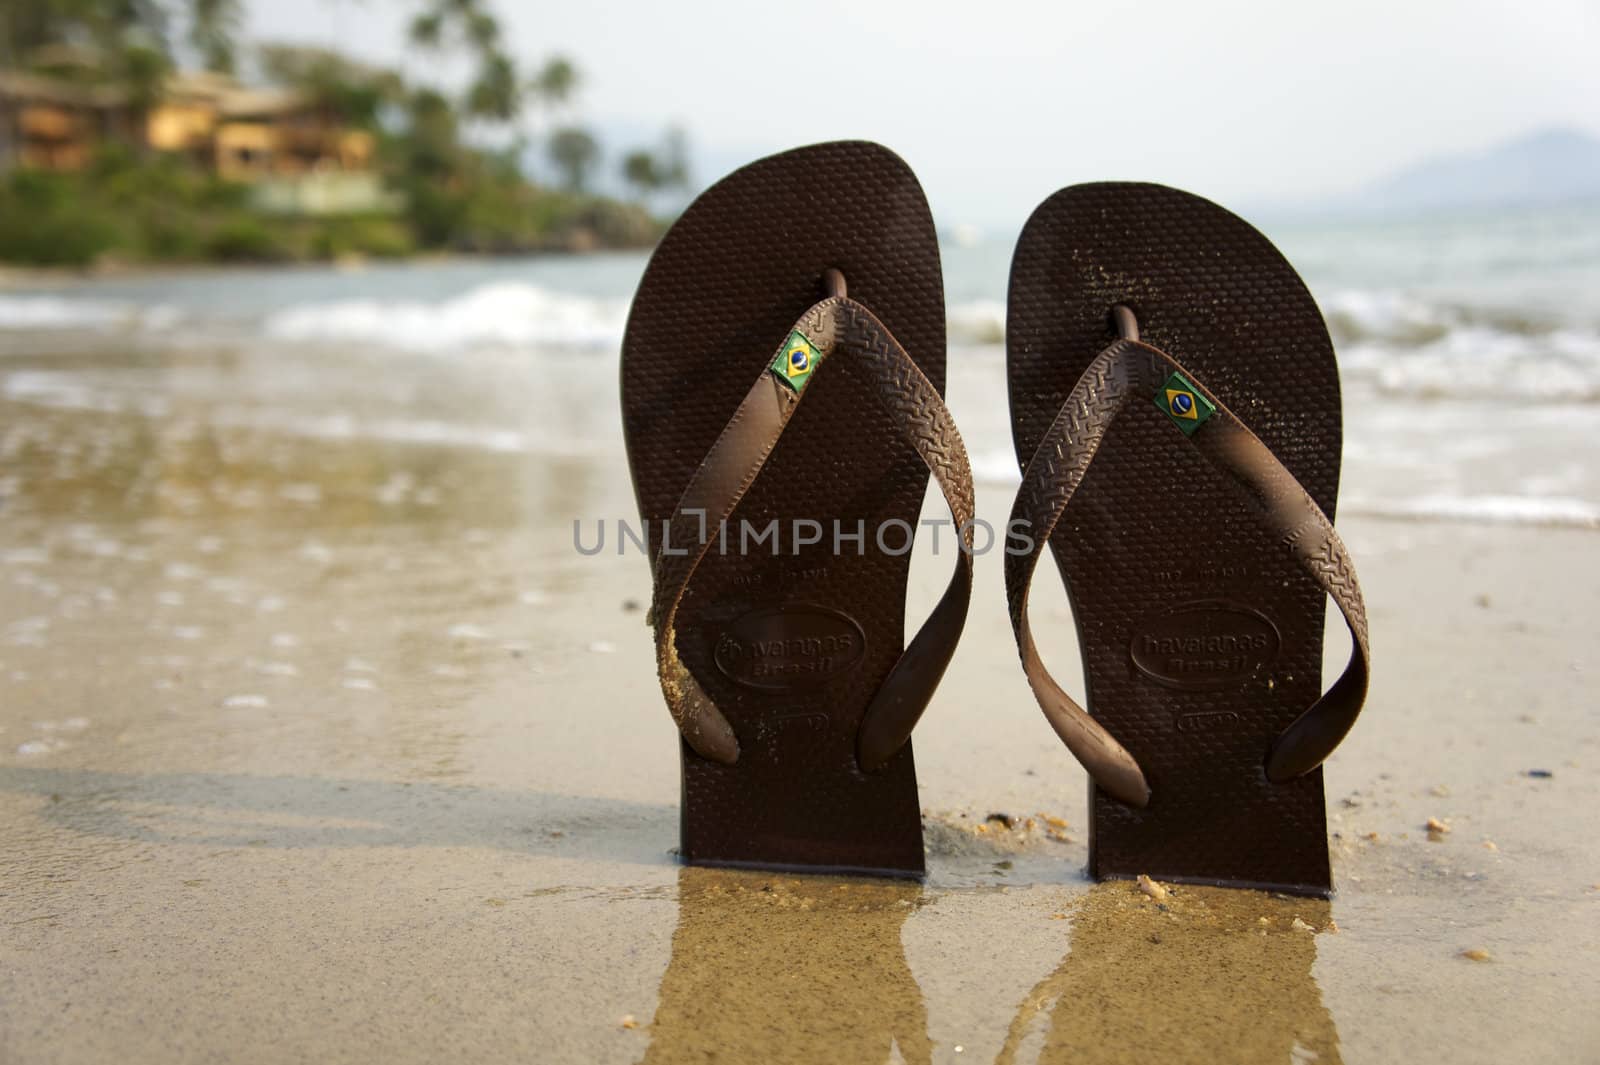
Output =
[
  {"x1": 1156, "y1": 371, "x2": 1215, "y2": 436},
  {"x1": 770, "y1": 330, "x2": 824, "y2": 393}
]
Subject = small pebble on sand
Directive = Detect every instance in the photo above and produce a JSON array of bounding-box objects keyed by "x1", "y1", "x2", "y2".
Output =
[
  {"x1": 1483, "y1": 840, "x2": 1498, "y2": 851},
  {"x1": 1426, "y1": 817, "x2": 1451, "y2": 841},
  {"x1": 1525, "y1": 769, "x2": 1554, "y2": 779},
  {"x1": 620, "y1": 1015, "x2": 638, "y2": 1030},
  {"x1": 1136, "y1": 875, "x2": 1168, "y2": 902},
  {"x1": 1460, "y1": 949, "x2": 1491, "y2": 962},
  {"x1": 1291, "y1": 917, "x2": 1315, "y2": 933}
]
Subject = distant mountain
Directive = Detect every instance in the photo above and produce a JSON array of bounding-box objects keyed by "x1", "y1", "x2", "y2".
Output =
[{"x1": 1344, "y1": 127, "x2": 1600, "y2": 213}]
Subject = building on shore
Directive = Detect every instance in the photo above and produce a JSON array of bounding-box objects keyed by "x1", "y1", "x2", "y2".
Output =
[{"x1": 0, "y1": 60, "x2": 399, "y2": 216}]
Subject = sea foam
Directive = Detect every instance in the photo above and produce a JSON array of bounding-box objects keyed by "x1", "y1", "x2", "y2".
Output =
[
  {"x1": 0, "y1": 295, "x2": 181, "y2": 331},
  {"x1": 262, "y1": 281, "x2": 626, "y2": 353}
]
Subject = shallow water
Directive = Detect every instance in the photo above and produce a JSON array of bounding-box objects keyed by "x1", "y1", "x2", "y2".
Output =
[
  {"x1": 2, "y1": 205, "x2": 1598, "y2": 1061},
  {"x1": 1, "y1": 373, "x2": 1596, "y2": 1060},
  {"x1": 6, "y1": 204, "x2": 1599, "y2": 529}
]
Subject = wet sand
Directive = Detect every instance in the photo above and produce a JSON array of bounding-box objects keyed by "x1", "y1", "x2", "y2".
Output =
[{"x1": 2, "y1": 344, "x2": 1598, "y2": 1063}]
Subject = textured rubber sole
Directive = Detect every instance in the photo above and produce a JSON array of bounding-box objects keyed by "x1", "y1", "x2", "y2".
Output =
[
  {"x1": 1007, "y1": 183, "x2": 1342, "y2": 896},
  {"x1": 621, "y1": 142, "x2": 945, "y2": 877}
]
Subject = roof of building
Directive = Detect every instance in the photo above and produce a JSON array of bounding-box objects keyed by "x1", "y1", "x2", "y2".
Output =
[{"x1": 0, "y1": 69, "x2": 313, "y2": 117}]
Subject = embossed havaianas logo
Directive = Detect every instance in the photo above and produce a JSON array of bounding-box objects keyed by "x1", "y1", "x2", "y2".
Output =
[
  {"x1": 1156, "y1": 371, "x2": 1214, "y2": 435},
  {"x1": 771, "y1": 330, "x2": 824, "y2": 393},
  {"x1": 713, "y1": 604, "x2": 866, "y2": 691}
]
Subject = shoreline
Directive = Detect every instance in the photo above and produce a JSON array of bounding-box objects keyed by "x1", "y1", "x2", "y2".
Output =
[
  {"x1": 1, "y1": 240, "x2": 1596, "y2": 1062},
  {"x1": 0, "y1": 245, "x2": 658, "y2": 289},
  {"x1": 1, "y1": 443, "x2": 1596, "y2": 1061}
]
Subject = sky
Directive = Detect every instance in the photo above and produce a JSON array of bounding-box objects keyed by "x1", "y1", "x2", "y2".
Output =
[{"x1": 243, "y1": 0, "x2": 1600, "y2": 230}]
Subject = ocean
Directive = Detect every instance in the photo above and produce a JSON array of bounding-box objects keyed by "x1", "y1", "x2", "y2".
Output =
[{"x1": 2, "y1": 202, "x2": 1597, "y2": 529}]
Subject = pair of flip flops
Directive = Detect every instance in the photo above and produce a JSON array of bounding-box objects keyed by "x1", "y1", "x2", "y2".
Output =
[{"x1": 621, "y1": 141, "x2": 1369, "y2": 897}]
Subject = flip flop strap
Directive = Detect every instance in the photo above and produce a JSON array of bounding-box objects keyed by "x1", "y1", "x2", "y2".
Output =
[
  {"x1": 1005, "y1": 337, "x2": 1370, "y2": 807},
  {"x1": 650, "y1": 295, "x2": 975, "y2": 769}
]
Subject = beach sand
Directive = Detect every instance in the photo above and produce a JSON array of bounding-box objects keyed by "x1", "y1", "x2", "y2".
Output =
[{"x1": 1, "y1": 358, "x2": 1597, "y2": 1064}]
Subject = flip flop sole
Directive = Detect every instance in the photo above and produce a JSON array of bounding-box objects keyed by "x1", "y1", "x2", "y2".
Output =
[
  {"x1": 622, "y1": 142, "x2": 945, "y2": 877},
  {"x1": 1008, "y1": 183, "x2": 1341, "y2": 895}
]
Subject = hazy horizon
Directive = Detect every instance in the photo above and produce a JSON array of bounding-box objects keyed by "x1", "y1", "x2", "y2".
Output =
[{"x1": 230, "y1": 0, "x2": 1600, "y2": 229}]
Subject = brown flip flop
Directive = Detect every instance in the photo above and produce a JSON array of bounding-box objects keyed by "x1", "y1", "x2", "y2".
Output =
[
  {"x1": 622, "y1": 141, "x2": 975, "y2": 878},
  {"x1": 1005, "y1": 183, "x2": 1371, "y2": 897}
]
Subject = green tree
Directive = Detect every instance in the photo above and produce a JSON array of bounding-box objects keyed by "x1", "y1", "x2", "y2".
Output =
[
  {"x1": 465, "y1": 52, "x2": 518, "y2": 122},
  {"x1": 529, "y1": 55, "x2": 578, "y2": 110},
  {"x1": 257, "y1": 44, "x2": 404, "y2": 128},
  {"x1": 620, "y1": 129, "x2": 691, "y2": 203},
  {"x1": 408, "y1": 0, "x2": 525, "y2": 124},
  {"x1": 620, "y1": 148, "x2": 662, "y2": 200},
  {"x1": 401, "y1": 87, "x2": 464, "y2": 179},
  {"x1": 0, "y1": 0, "x2": 174, "y2": 97},
  {"x1": 546, "y1": 126, "x2": 598, "y2": 191},
  {"x1": 659, "y1": 125, "x2": 690, "y2": 189},
  {"x1": 187, "y1": 0, "x2": 241, "y2": 74}
]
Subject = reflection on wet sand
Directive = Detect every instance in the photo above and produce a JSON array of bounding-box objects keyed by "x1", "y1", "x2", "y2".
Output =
[
  {"x1": 997, "y1": 882, "x2": 1340, "y2": 1065},
  {"x1": 644, "y1": 867, "x2": 932, "y2": 1065}
]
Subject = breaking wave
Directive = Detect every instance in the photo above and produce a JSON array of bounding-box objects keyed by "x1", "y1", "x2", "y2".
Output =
[
  {"x1": 261, "y1": 281, "x2": 627, "y2": 353},
  {"x1": 1321, "y1": 289, "x2": 1600, "y2": 401},
  {"x1": 0, "y1": 295, "x2": 182, "y2": 331},
  {"x1": 6, "y1": 279, "x2": 1600, "y2": 404}
]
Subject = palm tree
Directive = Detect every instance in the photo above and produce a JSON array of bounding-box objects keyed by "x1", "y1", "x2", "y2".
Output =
[
  {"x1": 465, "y1": 52, "x2": 518, "y2": 122},
  {"x1": 659, "y1": 125, "x2": 690, "y2": 190},
  {"x1": 621, "y1": 148, "x2": 661, "y2": 201},
  {"x1": 529, "y1": 56, "x2": 578, "y2": 111},
  {"x1": 257, "y1": 45, "x2": 403, "y2": 129},
  {"x1": 188, "y1": 0, "x2": 241, "y2": 74},
  {"x1": 408, "y1": 0, "x2": 523, "y2": 124},
  {"x1": 620, "y1": 130, "x2": 691, "y2": 203},
  {"x1": 546, "y1": 126, "x2": 598, "y2": 191}
]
